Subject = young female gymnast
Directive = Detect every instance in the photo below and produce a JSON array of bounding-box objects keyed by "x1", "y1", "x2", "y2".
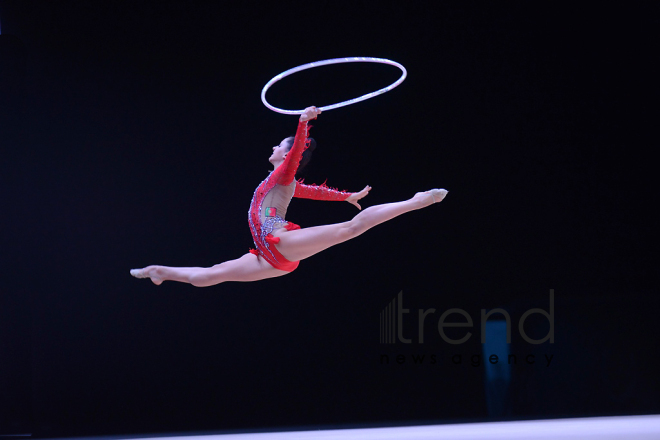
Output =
[{"x1": 130, "y1": 106, "x2": 447, "y2": 286}]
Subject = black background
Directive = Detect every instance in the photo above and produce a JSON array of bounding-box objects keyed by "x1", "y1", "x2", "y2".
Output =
[{"x1": 1, "y1": 1, "x2": 658, "y2": 438}]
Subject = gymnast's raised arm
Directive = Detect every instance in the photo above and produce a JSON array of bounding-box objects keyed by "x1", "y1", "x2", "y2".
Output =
[
  {"x1": 292, "y1": 106, "x2": 371, "y2": 208},
  {"x1": 276, "y1": 107, "x2": 321, "y2": 186}
]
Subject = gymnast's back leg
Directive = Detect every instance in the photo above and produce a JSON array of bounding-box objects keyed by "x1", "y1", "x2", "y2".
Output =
[{"x1": 130, "y1": 253, "x2": 289, "y2": 287}]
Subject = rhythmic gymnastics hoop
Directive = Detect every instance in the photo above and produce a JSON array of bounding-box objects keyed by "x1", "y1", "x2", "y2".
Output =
[{"x1": 261, "y1": 57, "x2": 407, "y2": 115}]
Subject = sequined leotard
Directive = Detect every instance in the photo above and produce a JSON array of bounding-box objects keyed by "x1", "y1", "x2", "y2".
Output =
[{"x1": 248, "y1": 119, "x2": 353, "y2": 272}]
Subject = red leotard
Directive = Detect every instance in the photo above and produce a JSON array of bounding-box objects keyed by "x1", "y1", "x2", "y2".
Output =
[{"x1": 248, "y1": 120, "x2": 353, "y2": 271}]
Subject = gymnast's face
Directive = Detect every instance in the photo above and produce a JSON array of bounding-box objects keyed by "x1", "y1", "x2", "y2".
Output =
[{"x1": 269, "y1": 138, "x2": 291, "y2": 164}]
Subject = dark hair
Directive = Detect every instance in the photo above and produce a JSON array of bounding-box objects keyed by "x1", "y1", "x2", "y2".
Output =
[{"x1": 284, "y1": 136, "x2": 316, "y2": 175}]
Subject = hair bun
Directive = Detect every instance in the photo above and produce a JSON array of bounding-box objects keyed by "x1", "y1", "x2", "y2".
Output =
[{"x1": 306, "y1": 137, "x2": 317, "y2": 152}]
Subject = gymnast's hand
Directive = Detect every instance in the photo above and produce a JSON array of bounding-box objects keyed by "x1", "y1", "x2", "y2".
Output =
[
  {"x1": 346, "y1": 185, "x2": 371, "y2": 210},
  {"x1": 300, "y1": 106, "x2": 321, "y2": 122}
]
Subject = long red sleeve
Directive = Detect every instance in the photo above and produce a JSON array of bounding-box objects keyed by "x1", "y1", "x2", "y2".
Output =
[
  {"x1": 294, "y1": 180, "x2": 353, "y2": 201},
  {"x1": 276, "y1": 119, "x2": 309, "y2": 186}
]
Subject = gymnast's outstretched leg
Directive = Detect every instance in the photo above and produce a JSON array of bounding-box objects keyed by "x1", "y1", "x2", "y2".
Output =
[
  {"x1": 130, "y1": 252, "x2": 288, "y2": 287},
  {"x1": 130, "y1": 189, "x2": 447, "y2": 286},
  {"x1": 273, "y1": 189, "x2": 447, "y2": 262}
]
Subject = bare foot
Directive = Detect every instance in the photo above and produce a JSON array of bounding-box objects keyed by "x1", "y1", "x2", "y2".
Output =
[
  {"x1": 130, "y1": 266, "x2": 163, "y2": 285},
  {"x1": 412, "y1": 188, "x2": 448, "y2": 208}
]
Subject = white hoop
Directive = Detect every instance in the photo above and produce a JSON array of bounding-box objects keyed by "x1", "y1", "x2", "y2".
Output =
[{"x1": 261, "y1": 57, "x2": 407, "y2": 115}]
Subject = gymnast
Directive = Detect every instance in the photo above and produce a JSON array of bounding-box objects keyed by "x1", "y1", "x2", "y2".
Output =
[{"x1": 130, "y1": 106, "x2": 447, "y2": 286}]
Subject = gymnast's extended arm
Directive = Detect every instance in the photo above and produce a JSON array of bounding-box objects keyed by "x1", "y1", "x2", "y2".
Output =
[{"x1": 294, "y1": 181, "x2": 371, "y2": 210}]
